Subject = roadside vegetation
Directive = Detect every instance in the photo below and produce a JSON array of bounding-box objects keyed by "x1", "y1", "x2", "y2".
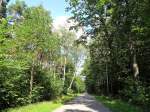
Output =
[
  {"x1": 3, "y1": 94, "x2": 77, "y2": 112},
  {"x1": 0, "y1": 0, "x2": 85, "y2": 111},
  {"x1": 4, "y1": 102, "x2": 61, "y2": 112},
  {"x1": 95, "y1": 95, "x2": 142, "y2": 112},
  {"x1": 1, "y1": 0, "x2": 150, "y2": 111},
  {"x1": 67, "y1": 0, "x2": 150, "y2": 111}
]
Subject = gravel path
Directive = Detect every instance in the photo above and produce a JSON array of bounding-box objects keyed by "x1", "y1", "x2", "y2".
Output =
[{"x1": 53, "y1": 93, "x2": 111, "y2": 112}]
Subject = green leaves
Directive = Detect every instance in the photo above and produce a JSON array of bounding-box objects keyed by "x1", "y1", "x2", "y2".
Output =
[
  {"x1": 0, "y1": 1, "x2": 85, "y2": 110},
  {"x1": 68, "y1": 0, "x2": 150, "y2": 110},
  {"x1": 96, "y1": 0, "x2": 111, "y2": 8}
]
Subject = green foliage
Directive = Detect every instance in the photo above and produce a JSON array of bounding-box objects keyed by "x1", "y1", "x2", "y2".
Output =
[
  {"x1": 0, "y1": 1, "x2": 83, "y2": 111},
  {"x1": 64, "y1": 72, "x2": 74, "y2": 94},
  {"x1": 30, "y1": 68, "x2": 63, "y2": 101},
  {"x1": 64, "y1": 73, "x2": 85, "y2": 94},
  {"x1": 73, "y1": 76, "x2": 85, "y2": 93},
  {"x1": 119, "y1": 78, "x2": 150, "y2": 111},
  {"x1": 95, "y1": 95, "x2": 142, "y2": 112},
  {"x1": 68, "y1": 0, "x2": 150, "y2": 111},
  {"x1": 8, "y1": 0, "x2": 27, "y2": 16},
  {"x1": 85, "y1": 72, "x2": 95, "y2": 94}
]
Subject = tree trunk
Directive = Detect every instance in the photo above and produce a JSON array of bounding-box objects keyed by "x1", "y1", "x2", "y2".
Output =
[
  {"x1": 53, "y1": 63, "x2": 56, "y2": 79},
  {"x1": 0, "y1": 0, "x2": 3, "y2": 19},
  {"x1": 133, "y1": 54, "x2": 139, "y2": 78},
  {"x1": 67, "y1": 72, "x2": 76, "y2": 92},
  {"x1": 106, "y1": 63, "x2": 109, "y2": 95},
  {"x1": 63, "y1": 56, "x2": 66, "y2": 85},
  {"x1": 29, "y1": 62, "x2": 34, "y2": 97},
  {"x1": 0, "y1": 0, "x2": 2, "y2": 5}
]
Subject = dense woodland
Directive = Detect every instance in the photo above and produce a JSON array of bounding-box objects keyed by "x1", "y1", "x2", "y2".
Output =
[
  {"x1": 0, "y1": 0, "x2": 85, "y2": 110},
  {"x1": 1, "y1": 0, "x2": 150, "y2": 112},
  {"x1": 67, "y1": 0, "x2": 150, "y2": 111}
]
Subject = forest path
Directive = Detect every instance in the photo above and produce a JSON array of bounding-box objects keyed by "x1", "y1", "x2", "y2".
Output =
[{"x1": 53, "y1": 93, "x2": 111, "y2": 112}]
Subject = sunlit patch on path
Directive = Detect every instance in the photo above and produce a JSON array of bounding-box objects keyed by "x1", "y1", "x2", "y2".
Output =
[{"x1": 53, "y1": 93, "x2": 111, "y2": 112}]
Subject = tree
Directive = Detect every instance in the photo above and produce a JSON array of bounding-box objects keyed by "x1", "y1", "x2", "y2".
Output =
[
  {"x1": 0, "y1": 1, "x2": 86, "y2": 110},
  {"x1": 68, "y1": 0, "x2": 150, "y2": 110},
  {"x1": 56, "y1": 28, "x2": 76, "y2": 86},
  {"x1": 0, "y1": 0, "x2": 10, "y2": 18},
  {"x1": 13, "y1": 5, "x2": 53, "y2": 98}
]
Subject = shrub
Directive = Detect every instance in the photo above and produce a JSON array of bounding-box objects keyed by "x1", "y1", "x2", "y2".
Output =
[
  {"x1": 119, "y1": 78, "x2": 149, "y2": 109},
  {"x1": 0, "y1": 67, "x2": 30, "y2": 110},
  {"x1": 72, "y1": 76, "x2": 85, "y2": 93}
]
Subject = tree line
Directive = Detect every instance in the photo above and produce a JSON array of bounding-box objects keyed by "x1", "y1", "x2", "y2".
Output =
[
  {"x1": 67, "y1": 0, "x2": 150, "y2": 111},
  {"x1": 0, "y1": 0, "x2": 85, "y2": 110}
]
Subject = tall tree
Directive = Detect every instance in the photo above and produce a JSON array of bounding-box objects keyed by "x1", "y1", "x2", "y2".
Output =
[
  {"x1": 68, "y1": 0, "x2": 150, "y2": 109},
  {"x1": 57, "y1": 28, "x2": 76, "y2": 85},
  {"x1": 13, "y1": 5, "x2": 53, "y2": 98},
  {"x1": 0, "y1": 0, "x2": 10, "y2": 18}
]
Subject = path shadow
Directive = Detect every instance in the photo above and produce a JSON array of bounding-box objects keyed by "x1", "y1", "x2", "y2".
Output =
[
  {"x1": 64, "y1": 94, "x2": 111, "y2": 112},
  {"x1": 65, "y1": 109, "x2": 91, "y2": 112}
]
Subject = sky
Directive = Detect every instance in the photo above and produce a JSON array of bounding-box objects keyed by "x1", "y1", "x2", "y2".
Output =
[
  {"x1": 9, "y1": 0, "x2": 73, "y2": 32},
  {"x1": 9, "y1": 0, "x2": 71, "y2": 19}
]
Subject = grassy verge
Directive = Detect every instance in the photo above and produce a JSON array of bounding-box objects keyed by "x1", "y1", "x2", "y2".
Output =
[
  {"x1": 4, "y1": 94, "x2": 78, "y2": 112},
  {"x1": 95, "y1": 95, "x2": 142, "y2": 112},
  {"x1": 4, "y1": 102, "x2": 61, "y2": 112}
]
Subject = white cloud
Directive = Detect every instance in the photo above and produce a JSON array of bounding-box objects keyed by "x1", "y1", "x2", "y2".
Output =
[
  {"x1": 52, "y1": 16, "x2": 83, "y2": 39},
  {"x1": 53, "y1": 16, "x2": 69, "y2": 30}
]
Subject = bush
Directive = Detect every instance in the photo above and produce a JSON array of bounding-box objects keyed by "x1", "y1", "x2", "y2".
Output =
[
  {"x1": 72, "y1": 76, "x2": 85, "y2": 93},
  {"x1": 119, "y1": 78, "x2": 149, "y2": 109},
  {"x1": 0, "y1": 65, "x2": 64, "y2": 110},
  {"x1": 49, "y1": 76, "x2": 63, "y2": 99},
  {"x1": 0, "y1": 67, "x2": 30, "y2": 110},
  {"x1": 63, "y1": 73, "x2": 73, "y2": 94},
  {"x1": 32, "y1": 68, "x2": 63, "y2": 100}
]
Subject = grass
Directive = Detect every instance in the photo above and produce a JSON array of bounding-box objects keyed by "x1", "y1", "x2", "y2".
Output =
[
  {"x1": 95, "y1": 95, "x2": 142, "y2": 112},
  {"x1": 4, "y1": 102, "x2": 61, "y2": 112},
  {"x1": 4, "y1": 94, "x2": 78, "y2": 112}
]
